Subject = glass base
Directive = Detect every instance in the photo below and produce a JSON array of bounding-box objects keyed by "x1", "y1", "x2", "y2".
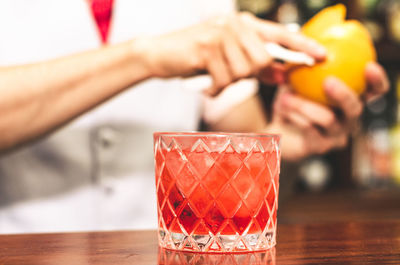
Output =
[
  {"x1": 158, "y1": 247, "x2": 276, "y2": 265},
  {"x1": 158, "y1": 228, "x2": 276, "y2": 253}
]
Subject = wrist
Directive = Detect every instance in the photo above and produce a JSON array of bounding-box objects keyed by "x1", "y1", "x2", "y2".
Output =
[
  {"x1": 129, "y1": 37, "x2": 157, "y2": 80},
  {"x1": 264, "y1": 120, "x2": 282, "y2": 134}
]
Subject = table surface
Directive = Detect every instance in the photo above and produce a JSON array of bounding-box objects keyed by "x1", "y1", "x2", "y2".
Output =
[
  {"x1": 278, "y1": 189, "x2": 400, "y2": 224},
  {"x1": 1, "y1": 220, "x2": 400, "y2": 265},
  {"x1": 2, "y1": 190, "x2": 400, "y2": 265}
]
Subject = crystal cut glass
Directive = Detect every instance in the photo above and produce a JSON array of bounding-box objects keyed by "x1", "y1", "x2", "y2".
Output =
[
  {"x1": 158, "y1": 247, "x2": 276, "y2": 264},
  {"x1": 154, "y1": 132, "x2": 280, "y2": 253}
]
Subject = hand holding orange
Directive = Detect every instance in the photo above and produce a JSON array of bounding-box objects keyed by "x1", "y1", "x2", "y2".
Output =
[{"x1": 288, "y1": 4, "x2": 376, "y2": 106}]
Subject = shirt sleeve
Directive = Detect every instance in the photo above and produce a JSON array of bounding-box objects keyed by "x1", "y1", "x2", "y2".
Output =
[
  {"x1": 195, "y1": 0, "x2": 237, "y2": 20},
  {"x1": 201, "y1": 78, "x2": 259, "y2": 125}
]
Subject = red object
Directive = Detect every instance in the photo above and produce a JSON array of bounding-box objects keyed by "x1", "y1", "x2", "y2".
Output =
[
  {"x1": 154, "y1": 132, "x2": 281, "y2": 252},
  {"x1": 88, "y1": 0, "x2": 114, "y2": 44}
]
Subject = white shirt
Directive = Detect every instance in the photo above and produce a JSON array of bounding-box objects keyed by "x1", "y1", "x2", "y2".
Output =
[{"x1": 0, "y1": 0, "x2": 257, "y2": 233}]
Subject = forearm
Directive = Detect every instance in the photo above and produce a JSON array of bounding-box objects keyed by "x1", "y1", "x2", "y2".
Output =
[
  {"x1": 0, "y1": 40, "x2": 150, "y2": 151},
  {"x1": 206, "y1": 94, "x2": 268, "y2": 133},
  {"x1": 262, "y1": 122, "x2": 306, "y2": 161},
  {"x1": 204, "y1": 93, "x2": 307, "y2": 161}
]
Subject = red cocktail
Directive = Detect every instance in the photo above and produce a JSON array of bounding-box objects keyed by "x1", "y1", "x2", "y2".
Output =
[{"x1": 154, "y1": 132, "x2": 280, "y2": 252}]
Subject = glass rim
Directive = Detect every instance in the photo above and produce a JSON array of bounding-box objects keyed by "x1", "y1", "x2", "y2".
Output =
[{"x1": 154, "y1": 131, "x2": 281, "y2": 138}]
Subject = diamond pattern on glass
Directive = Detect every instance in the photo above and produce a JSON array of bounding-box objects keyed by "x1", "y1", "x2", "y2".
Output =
[
  {"x1": 158, "y1": 247, "x2": 276, "y2": 265},
  {"x1": 154, "y1": 134, "x2": 280, "y2": 252}
]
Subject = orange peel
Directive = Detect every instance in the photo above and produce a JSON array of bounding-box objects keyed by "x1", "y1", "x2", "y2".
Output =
[{"x1": 288, "y1": 4, "x2": 376, "y2": 106}]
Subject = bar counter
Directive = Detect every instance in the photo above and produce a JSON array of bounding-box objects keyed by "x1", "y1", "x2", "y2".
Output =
[
  {"x1": 1, "y1": 190, "x2": 400, "y2": 264},
  {"x1": 1, "y1": 221, "x2": 400, "y2": 264}
]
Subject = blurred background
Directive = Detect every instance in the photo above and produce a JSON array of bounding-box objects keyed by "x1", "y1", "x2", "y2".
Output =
[{"x1": 235, "y1": 0, "x2": 400, "y2": 223}]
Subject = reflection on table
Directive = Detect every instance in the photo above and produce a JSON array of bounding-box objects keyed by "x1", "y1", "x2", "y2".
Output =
[{"x1": 158, "y1": 247, "x2": 275, "y2": 265}]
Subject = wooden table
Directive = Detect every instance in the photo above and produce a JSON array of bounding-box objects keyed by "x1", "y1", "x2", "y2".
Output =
[
  {"x1": 1, "y1": 220, "x2": 400, "y2": 264},
  {"x1": 278, "y1": 189, "x2": 400, "y2": 224},
  {"x1": 2, "y1": 190, "x2": 400, "y2": 264}
]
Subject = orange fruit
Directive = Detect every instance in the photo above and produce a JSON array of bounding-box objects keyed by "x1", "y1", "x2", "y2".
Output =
[
  {"x1": 302, "y1": 3, "x2": 346, "y2": 39},
  {"x1": 288, "y1": 4, "x2": 376, "y2": 106}
]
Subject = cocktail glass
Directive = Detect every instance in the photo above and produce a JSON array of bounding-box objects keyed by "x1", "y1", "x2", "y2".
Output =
[{"x1": 154, "y1": 132, "x2": 280, "y2": 252}]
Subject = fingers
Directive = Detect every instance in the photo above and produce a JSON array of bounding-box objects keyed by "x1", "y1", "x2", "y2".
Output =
[
  {"x1": 283, "y1": 111, "x2": 313, "y2": 130},
  {"x1": 324, "y1": 77, "x2": 363, "y2": 122},
  {"x1": 280, "y1": 92, "x2": 339, "y2": 132},
  {"x1": 364, "y1": 62, "x2": 390, "y2": 102},
  {"x1": 273, "y1": 85, "x2": 351, "y2": 157},
  {"x1": 242, "y1": 14, "x2": 326, "y2": 60},
  {"x1": 273, "y1": 86, "x2": 350, "y2": 155},
  {"x1": 285, "y1": 124, "x2": 348, "y2": 156},
  {"x1": 205, "y1": 46, "x2": 232, "y2": 96},
  {"x1": 201, "y1": 12, "x2": 330, "y2": 96},
  {"x1": 267, "y1": 25, "x2": 326, "y2": 60},
  {"x1": 202, "y1": 14, "x2": 275, "y2": 96},
  {"x1": 201, "y1": 12, "x2": 328, "y2": 96},
  {"x1": 234, "y1": 15, "x2": 273, "y2": 71},
  {"x1": 312, "y1": 133, "x2": 348, "y2": 155},
  {"x1": 222, "y1": 32, "x2": 252, "y2": 79}
]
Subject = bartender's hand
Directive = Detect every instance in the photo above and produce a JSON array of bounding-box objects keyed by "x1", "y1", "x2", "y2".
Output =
[
  {"x1": 269, "y1": 62, "x2": 389, "y2": 161},
  {"x1": 137, "y1": 12, "x2": 325, "y2": 96}
]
